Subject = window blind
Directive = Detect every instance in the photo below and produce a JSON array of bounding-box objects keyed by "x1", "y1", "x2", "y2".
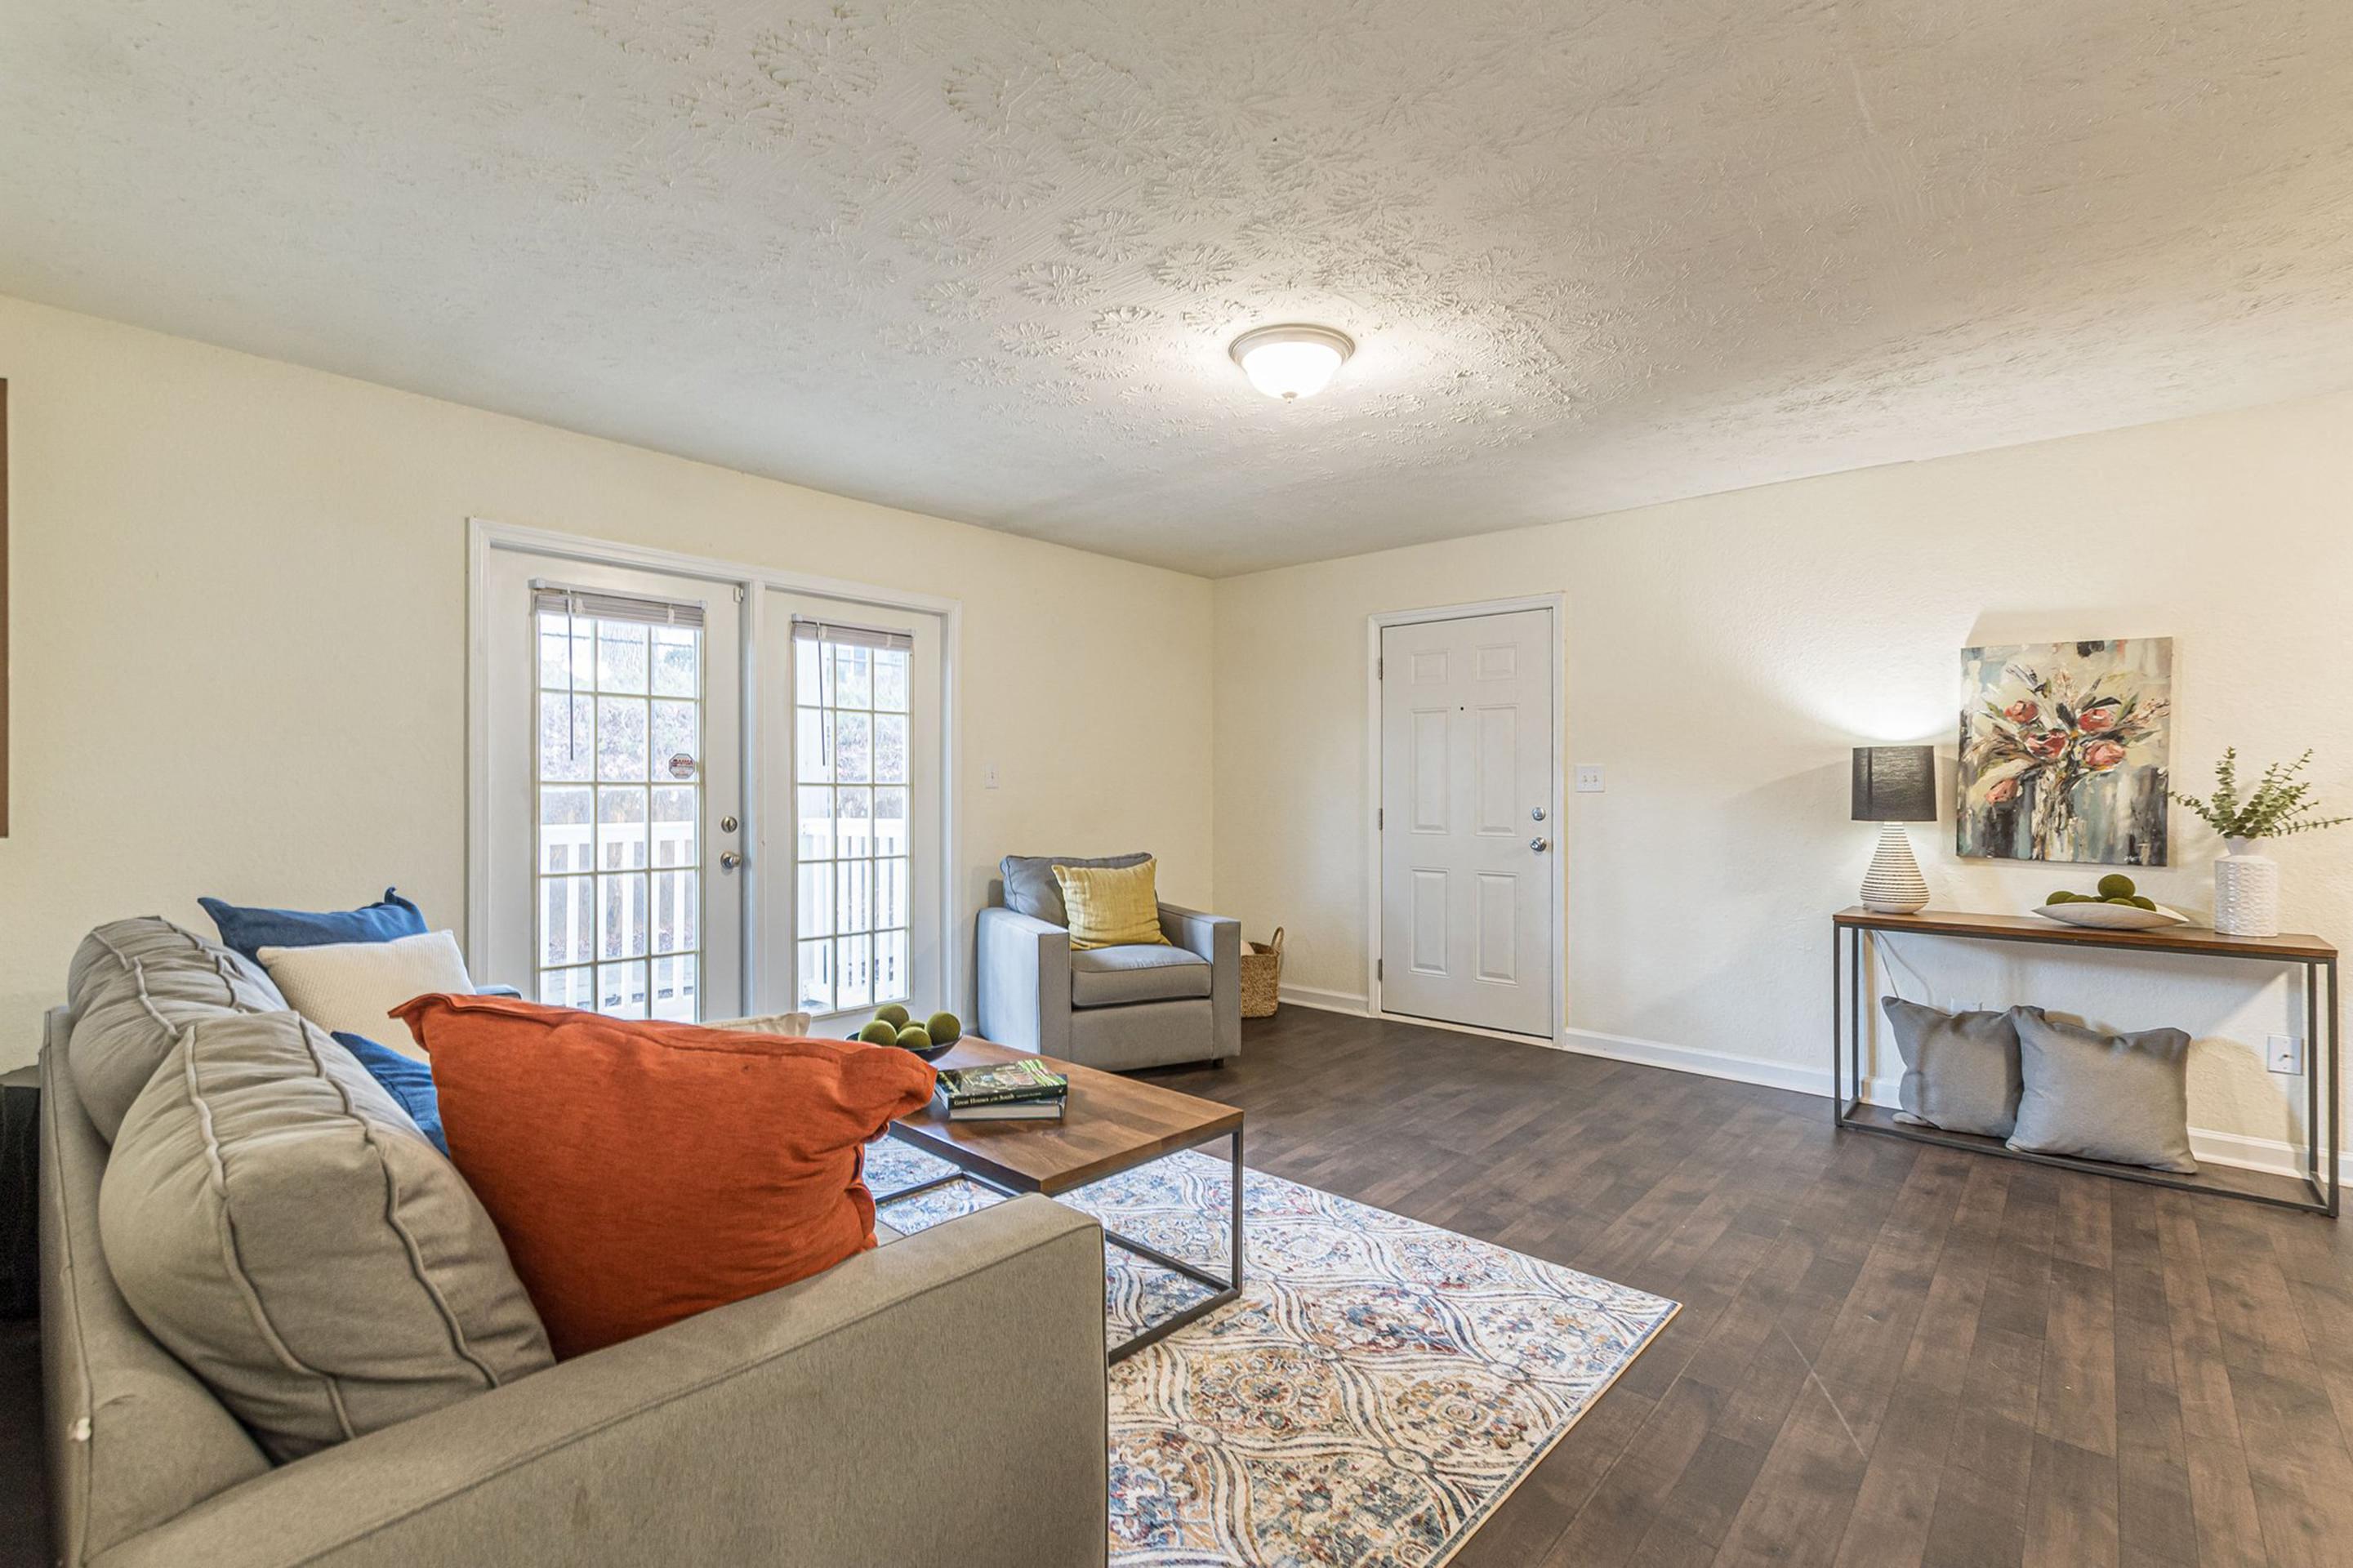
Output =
[
  {"x1": 790, "y1": 615, "x2": 913, "y2": 652},
  {"x1": 531, "y1": 582, "x2": 706, "y2": 629}
]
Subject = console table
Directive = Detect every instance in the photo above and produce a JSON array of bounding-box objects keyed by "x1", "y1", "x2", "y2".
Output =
[{"x1": 1832, "y1": 906, "x2": 2340, "y2": 1215}]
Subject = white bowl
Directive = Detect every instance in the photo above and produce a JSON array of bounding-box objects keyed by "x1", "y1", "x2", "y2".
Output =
[{"x1": 2031, "y1": 900, "x2": 2190, "y2": 930}]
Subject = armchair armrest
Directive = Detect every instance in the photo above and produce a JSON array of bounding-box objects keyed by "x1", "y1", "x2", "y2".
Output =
[
  {"x1": 100, "y1": 1197, "x2": 1109, "y2": 1568},
  {"x1": 1159, "y1": 904, "x2": 1241, "y2": 1062},
  {"x1": 975, "y1": 905, "x2": 1072, "y2": 1058}
]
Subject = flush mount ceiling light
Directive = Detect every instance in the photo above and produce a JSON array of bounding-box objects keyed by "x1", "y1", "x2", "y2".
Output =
[{"x1": 1228, "y1": 323, "x2": 1354, "y2": 401}]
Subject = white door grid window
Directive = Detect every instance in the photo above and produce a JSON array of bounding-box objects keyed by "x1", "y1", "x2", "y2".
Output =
[
  {"x1": 533, "y1": 586, "x2": 707, "y2": 1021},
  {"x1": 792, "y1": 617, "x2": 915, "y2": 1017}
]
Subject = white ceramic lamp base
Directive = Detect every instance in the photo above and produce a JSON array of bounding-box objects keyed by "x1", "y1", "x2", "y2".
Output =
[{"x1": 1861, "y1": 822, "x2": 1930, "y2": 914}]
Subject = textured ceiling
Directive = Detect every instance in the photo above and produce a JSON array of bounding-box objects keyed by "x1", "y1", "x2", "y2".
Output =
[{"x1": 4, "y1": 2, "x2": 2352, "y2": 577}]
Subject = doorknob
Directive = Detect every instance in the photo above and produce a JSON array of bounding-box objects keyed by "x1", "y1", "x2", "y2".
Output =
[
  {"x1": 719, "y1": 850, "x2": 744, "y2": 873},
  {"x1": 1529, "y1": 836, "x2": 1550, "y2": 853}
]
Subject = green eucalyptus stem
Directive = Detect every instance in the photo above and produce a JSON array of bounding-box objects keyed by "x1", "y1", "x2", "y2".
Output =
[{"x1": 2171, "y1": 747, "x2": 2351, "y2": 841}]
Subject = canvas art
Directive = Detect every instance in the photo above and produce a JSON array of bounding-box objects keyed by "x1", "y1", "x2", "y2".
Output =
[{"x1": 1958, "y1": 638, "x2": 2172, "y2": 866}]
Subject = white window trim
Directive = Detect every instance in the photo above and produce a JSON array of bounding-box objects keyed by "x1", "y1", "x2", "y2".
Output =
[{"x1": 466, "y1": 517, "x2": 964, "y2": 1015}]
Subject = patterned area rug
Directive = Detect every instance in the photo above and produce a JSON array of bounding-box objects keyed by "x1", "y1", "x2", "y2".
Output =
[{"x1": 869, "y1": 1138, "x2": 1678, "y2": 1568}]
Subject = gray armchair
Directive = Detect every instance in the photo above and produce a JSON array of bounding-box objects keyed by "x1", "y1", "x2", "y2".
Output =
[{"x1": 976, "y1": 856, "x2": 1241, "y2": 1072}]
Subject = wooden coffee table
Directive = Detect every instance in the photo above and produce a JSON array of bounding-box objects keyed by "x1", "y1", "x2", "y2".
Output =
[{"x1": 876, "y1": 1037, "x2": 1244, "y2": 1361}]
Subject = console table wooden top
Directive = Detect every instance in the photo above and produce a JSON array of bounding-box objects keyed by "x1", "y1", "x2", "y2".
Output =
[{"x1": 1833, "y1": 905, "x2": 2336, "y2": 963}]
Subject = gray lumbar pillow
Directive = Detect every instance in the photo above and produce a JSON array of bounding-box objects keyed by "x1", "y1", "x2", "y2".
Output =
[
  {"x1": 2007, "y1": 1009, "x2": 2197, "y2": 1174},
  {"x1": 68, "y1": 917, "x2": 288, "y2": 1143},
  {"x1": 1881, "y1": 998, "x2": 2031, "y2": 1138},
  {"x1": 100, "y1": 1011, "x2": 554, "y2": 1461},
  {"x1": 1000, "y1": 851, "x2": 1149, "y2": 928}
]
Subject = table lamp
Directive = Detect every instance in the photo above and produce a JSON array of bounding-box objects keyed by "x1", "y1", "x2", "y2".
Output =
[{"x1": 1852, "y1": 745, "x2": 1936, "y2": 913}]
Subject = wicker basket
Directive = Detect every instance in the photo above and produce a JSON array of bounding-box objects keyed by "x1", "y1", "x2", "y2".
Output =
[{"x1": 1239, "y1": 927, "x2": 1285, "y2": 1018}]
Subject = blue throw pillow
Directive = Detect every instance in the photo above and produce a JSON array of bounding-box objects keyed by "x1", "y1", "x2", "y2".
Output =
[
  {"x1": 331, "y1": 1031, "x2": 447, "y2": 1156},
  {"x1": 199, "y1": 888, "x2": 427, "y2": 964}
]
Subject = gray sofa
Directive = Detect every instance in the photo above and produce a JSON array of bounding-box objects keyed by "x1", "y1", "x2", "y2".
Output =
[
  {"x1": 40, "y1": 929, "x2": 1111, "y2": 1568},
  {"x1": 975, "y1": 857, "x2": 1241, "y2": 1072}
]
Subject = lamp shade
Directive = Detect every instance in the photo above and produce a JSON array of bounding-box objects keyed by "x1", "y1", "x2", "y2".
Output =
[{"x1": 1852, "y1": 746, "x2": 1936, "y2": 822}]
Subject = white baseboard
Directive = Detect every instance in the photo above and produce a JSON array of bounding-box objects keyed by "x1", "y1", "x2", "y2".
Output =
[
  {"x1": 1277, "y1": 983, "x2": 1370, "y2": 1016},
  {"x1": 1556, "y1": 1026, "x2": 1833, "y2": 1098},
  {"x1": 1559, "y1": 1030, "x2": 2345, "y2": 1182}
]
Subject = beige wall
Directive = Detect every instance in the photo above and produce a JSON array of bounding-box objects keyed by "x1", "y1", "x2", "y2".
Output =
[
  {"x1": 1214, "y1": 392, "x2": 2353, "y2": 1160},
  {"x1": 0, "y1": 296, "x2": 1214, "y2": 1066}
]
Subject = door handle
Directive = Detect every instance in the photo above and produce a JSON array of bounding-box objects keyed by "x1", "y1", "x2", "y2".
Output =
[
  {"x1": 1529, "y1": 836, "x2": 1550, "y2": 853},
  {"x1": 719, "y1": 851, "x2": 744, "y2": 873}
]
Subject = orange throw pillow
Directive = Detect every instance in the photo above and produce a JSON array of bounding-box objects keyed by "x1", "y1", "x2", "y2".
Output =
[{"x1": 390, "y1": 994, "x2": 936, "y2": 1359}]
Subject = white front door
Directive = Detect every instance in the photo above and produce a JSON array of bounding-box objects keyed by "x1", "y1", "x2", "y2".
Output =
[
  {"x1": 479, "y1": 549, "x2": 746, "y2": 1020},
  {"x1": 1378, "y1": 608, "x2": 1557, "y2": 1037}
]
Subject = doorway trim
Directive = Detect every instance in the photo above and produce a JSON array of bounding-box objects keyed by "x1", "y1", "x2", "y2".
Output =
[
  {"x1": 466, "y1": 517, "x2": 965, "y2": 1013},
  {"x1": 1362, "y1": 593, "x2": 1567, "y2": 1042}
]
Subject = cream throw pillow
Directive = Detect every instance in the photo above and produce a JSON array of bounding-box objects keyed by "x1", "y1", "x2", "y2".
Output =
[
  {"x1": 259, "y1": 929, "x2": 474, "y2": 1057},
  {"x1": 1051, "y1": 859, "x2": 1170, "y2": 950},
  {"x1": 704, "y1": 1011, "x2": 816, "y2": 1036}
]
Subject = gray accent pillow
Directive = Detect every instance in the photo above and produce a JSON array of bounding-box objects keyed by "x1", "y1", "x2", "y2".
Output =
[
  {"x1": 100, "y1": 1011, "x2": 554, "y2": 1461},
  {"x1": 999, "y1": 852, "x2": 1149, "y2": 928},
  {"x1": 1881, "y1": 998, "x2": 2030, "y2": 1138},
  {"x1": 2007, "y1": 1009, "x2": 2197, "y2": 1174},
  {"x1": 68, "y1": 917, "x2": 287, "y2": 1143}
]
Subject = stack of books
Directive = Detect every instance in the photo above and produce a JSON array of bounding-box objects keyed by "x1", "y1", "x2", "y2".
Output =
[{"x1": 933, "y1": 1059, "x2": 1070, "y2": 1121}]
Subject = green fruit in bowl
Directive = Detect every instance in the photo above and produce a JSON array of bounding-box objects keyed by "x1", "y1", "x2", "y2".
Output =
[
  {"x1": 2106, "y1": 896, "x2": 2139, "y2": 906},
  {"x1": 857, "y1": 1019, "x2": 900, "y2": 1046},
  {"x1": 874, "y1": 1003, "x2": 911, "y2": 1028},
  {"x1": 925, "y1": 1011, "x2": 963, "y2": 1046},
  {"x1": 896, "y1": 1025, "x2": 932, "y2": 1052},
  {"x1": 2097, "y1": 873, "x2": 2137, "y2": 899},
  {"x1": 2046, "y1": 890, "x2": 2077, "y2": 904},
  {"x1": 2129, "y1": 895, "x2": 2158, "y2": 911}
]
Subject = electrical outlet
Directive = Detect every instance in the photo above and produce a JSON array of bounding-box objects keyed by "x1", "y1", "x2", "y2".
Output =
[
  {"x1": 1574, "y1": 764, "x2": 1605, "y2": 794},
  {"x1": 2267, "y1": 1034, "x2": 2305, "y2": 1076}
]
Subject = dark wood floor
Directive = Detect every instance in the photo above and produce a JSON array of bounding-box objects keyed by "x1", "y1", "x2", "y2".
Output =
[
  {"x1": 8, "y1": 1007, "x2": 2351, "y2": 1566},
  {"x1": 1152, "y1": 1007, "x2": 2353, "y2": 1568}
]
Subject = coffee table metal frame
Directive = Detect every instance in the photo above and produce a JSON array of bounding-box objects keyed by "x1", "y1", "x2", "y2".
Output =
[{"x1": 874, "y1": 1124, "x2": 1244, "y2": 1362}]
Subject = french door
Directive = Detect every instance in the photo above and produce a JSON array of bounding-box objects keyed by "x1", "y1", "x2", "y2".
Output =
[
  {"x1": 755, "y1": 589, "x2": 945, "y2": 1024},
  {"x1": 478, "y1": 550, "x2": 746, "y2": 1019}
]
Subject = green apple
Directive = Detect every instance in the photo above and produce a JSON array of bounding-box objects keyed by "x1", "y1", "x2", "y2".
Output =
[
  {"x1": 2097, "y1": 873, "x2": 2137, "y2": 899},
  {"x1": 925, "y1": 1011, "x2": 963, "y2": 1046},
  {"x1": 873, "y1": 1003, "x2": 911, "y2": 1029},
  {"x1": 858, "y1": 1019, "x2": 900, "y2": 1046},
  {"x1": 895, "y1": 1025, "x2": 932, "y2": 1052}
]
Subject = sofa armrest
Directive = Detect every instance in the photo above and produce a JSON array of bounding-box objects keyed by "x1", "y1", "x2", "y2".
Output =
[
  {"x1": 974, "y1": 905, "x2": 1072, "y2": 1058},
  {"x1": 95, "y1": 1197, "x2": 1109, "y2": 1568},
  {"x1": 1159, "y1": 904, "x2": 1241, "y2": 1061}
]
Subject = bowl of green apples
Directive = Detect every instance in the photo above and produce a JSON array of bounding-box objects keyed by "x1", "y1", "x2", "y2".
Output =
[
  {"x1": 849, "y1": 1004, "x2": 965, "y2": 1061},
  {"x1": 2032, "y1": 873, "x2": 2188, "y2": 930}
]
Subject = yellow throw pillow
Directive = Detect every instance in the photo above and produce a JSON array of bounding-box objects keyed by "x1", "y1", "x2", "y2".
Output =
[{"x1": 1052, "y1": 859, "x2": 1170, "y2": 950}]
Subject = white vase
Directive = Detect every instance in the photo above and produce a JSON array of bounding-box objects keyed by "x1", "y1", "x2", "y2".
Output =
[
  {"x1": 2213, "y1": 836, "x2": 2281, "y2": 938},
  {"x1": 1861, "y1": 822, "x2": 1930, "y2": 914}
]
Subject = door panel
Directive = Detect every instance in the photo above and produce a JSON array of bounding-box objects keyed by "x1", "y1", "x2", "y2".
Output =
[
  {"x1": 1379, "y1": 608, "x2": 1554, "y2": 1036},
  {"x1": 481, "y1": 550, "x2": 745, "y2": 1019}
]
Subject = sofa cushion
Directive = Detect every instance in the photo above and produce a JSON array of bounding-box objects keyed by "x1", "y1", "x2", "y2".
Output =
[
  {"x1": 258, "y1": 929, "x2": 474, "y2": 1057},
  {"x1": 99, "y1": 1012, "x2": 553, "y2": 1463},
  {"x1": 1072, "y1": 944, "x2": 1212, "y2": 1008},
  {"x1": 389, "y1": 993, "x2": 939, "y2": 1359},
  {"x1": 2007, "y1": 1009, "x2": 2197, "y2": 1174},
  {"x1": 68, "y1": 918, "x2": 287, "y2": 1143},
  {"x1": 198, "y1": 888, "x2": 427, "y2": 964},
  {"x1": 1000, "y1": 851, "x2": 1148, "y2": 928}
]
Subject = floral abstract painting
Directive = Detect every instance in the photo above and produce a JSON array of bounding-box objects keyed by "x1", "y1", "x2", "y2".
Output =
[{"x1": 1959, "y1": 638, "x2": 2172, "y2": 865}]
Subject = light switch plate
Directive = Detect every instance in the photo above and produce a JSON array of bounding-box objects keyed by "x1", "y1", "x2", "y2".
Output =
[
  {"x1": 1574, "y1": 764, "x2": 1605, "y2": 794},
  {"x1": 2267, "y1": 1034, "x2": 2304, "y2": 1075}
]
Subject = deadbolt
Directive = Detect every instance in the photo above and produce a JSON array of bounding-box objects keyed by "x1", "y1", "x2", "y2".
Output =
[
  {"x1": 1531, "y1": 806, "x2": 1546, "y2": 822},
  {"x1": 720, "y1": 815, "x2": 739, "y2": 834}
]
